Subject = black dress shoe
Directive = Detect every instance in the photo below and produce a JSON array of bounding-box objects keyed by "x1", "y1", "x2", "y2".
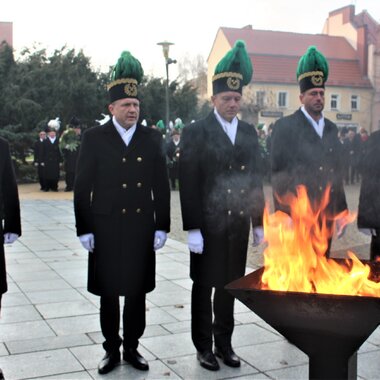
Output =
[
  {"x1": 0, "y1": 367, "x2": 4, "y2": 380},
  {"x1": 123, "y1": 348, "x2": 149, "y2": 371},
  {"x1": 98, "y1": 351, "x2": 120, "y2": 375},
  {"x1": 196, "y1": 350, "x2": 220, "y2": 371},
  {"x1": 214, "y1": 346, "x2": 241, "y2": 367}
]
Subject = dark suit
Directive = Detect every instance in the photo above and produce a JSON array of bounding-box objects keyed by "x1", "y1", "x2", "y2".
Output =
[
  {"x1": 358, "y1": 130, "x2": 380, "y2": 259},
  {"x1": 33, "y1": 139, "x2": 46, "y2": 190},
  {"x1": 179, "y1": 112, "x2": 264, "y2": 352},
  {"x1": 271, "y1": 109, "x2": 347, "y2": 254},
  {"x1": 74, "y1": 120, "x2": 170, "y2": 352},
  {"x1": 165, "y1": 138, "x2": 181, "y2": 189},
  {"x1": 42, "y1": 137, "x2": 62, "y2": 191},
  {"x1": 0, "y1": 138, "x2": 21, "y2": 305}
]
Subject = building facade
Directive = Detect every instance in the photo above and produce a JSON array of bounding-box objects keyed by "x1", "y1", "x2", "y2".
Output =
[
  {"x1": 0, "y1": 21, "x2": 13, "y2": 47},
  {"x1": 207, "y1": 5, "x2": 379, "y2": 133}
]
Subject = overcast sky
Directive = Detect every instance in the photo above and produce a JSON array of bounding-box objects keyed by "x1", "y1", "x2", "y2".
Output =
[{"x1": 2, "y1": 0, "x2": 380, "y2": 78}]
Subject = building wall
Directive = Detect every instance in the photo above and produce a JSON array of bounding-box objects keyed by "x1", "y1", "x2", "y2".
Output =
[
  {"x1": 322, "y1": 11, "x2": 358, "y2": 50},
  {"x1": 0, "y1": 22, "x2": 13, "y2": 46}
]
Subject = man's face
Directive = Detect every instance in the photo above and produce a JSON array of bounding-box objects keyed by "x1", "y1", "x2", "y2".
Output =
[
  {"x1": 211, "y1": 91, "x2": 242, "y2": 122},
  {"x1": 108, "y1": 98, "x2": 140, "y2": 129},
  {"x1": 48, "y1": 130, "x2": 56, "y2": 138},
  {"x1": 299, "y1": 88, "x2": 325, "y2": 116},
  {"x1": 39, "y1": 131, "x2": 46, "y2": 140}
]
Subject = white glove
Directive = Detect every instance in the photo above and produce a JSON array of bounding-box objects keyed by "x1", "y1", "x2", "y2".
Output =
[
  {"x1": 4, "y1": 233, "x2": 19, "y2": 244},
  {"x1": 359, "y1": 228, "x2": 377, "y2": 237},
  {"x1": 252, "y1": 226, "x2": 264, "y2": 247},
  {"x1": 188, "y1": 229, "x2": 203, "y2": 254},
  {"x1": 154, "y1": 230, "x2": 167, "y2": 250},
  {"x1": 79, "y1": 233, "x2": 95, "y2": 252}
]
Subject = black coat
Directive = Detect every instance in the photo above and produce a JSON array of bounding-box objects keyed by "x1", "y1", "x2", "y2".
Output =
[
  {"x1": 271, "y1": 109, "x2": 347, "y2": 217},
  {"x1": 74, "y1": 120, "x2": 170, "y2": 296},
  {"x1": 179, "y1": 112, "x2": 265, "y2": 287},
  {"x1": 358, "y1": 130, "x2": 380, "y2": 229},
  {"x1": 33, "y1": 139, "x2": 44, "y2": 165},
  {"x1": 42, "y1": 138, "x2": 62, "y2": 180},
  {"x1": 0, "y1": 138, "x2": 21, "y2": 295}
]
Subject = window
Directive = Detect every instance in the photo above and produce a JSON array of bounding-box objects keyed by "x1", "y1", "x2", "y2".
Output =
[
  {"x1": 351, "y1": 95, "x2": 359, "y2": 111},
  {"x1": 256, "y1": 91, "x2": 265, "y2": 108},
  {"x1": 278, "y1": 92, "x2": 288, "y2": 108},
  {"x1": 330, "y1": 94, "x2": 339, "y2": 110}
]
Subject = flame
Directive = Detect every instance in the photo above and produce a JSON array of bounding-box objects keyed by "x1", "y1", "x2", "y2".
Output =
[{"x1": 261, "y1": 185, "x2": 380, "y2": 297}]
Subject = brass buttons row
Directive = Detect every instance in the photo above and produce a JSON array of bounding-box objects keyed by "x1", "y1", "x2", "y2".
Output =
[
  {"x1": 121, "y1": 208, "x2": 142, "y2": 214},
  {"x1": 227, "y1": 188, "x2": 246, "y2": 194},
  {"x1": 122, "y1": 183, "x2": 143, "y2": 188},
  {"x1": 318, "y1": 166, "x2": 334, "y2": 173},
  {"x1": 122, "y1": 157, "x2": 143, "y2": 163},
  {"x1": 228, "y1": 165, "x2": 246, "y2": 170},
  {"x1": 227, "y1": 210, "x2": 245, "y2": 216}
]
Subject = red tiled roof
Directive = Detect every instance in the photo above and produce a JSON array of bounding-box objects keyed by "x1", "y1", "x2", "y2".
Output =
[{"x1": 219, "y1": 27, "x2": 372, "y2": 88}]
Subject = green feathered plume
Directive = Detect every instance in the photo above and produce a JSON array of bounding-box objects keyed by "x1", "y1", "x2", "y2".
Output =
[
  {"x1": 156, "y1": 120, "x2": 166, "y2": 130},
  {"x1": 214, "y1": 40, "x2": 253, "y2": 85},
  {"x1": 296, "y1": 46, "x2": 329, "y2": 81},
  {"x1": 111, "y1": 51, "x2": 144, "y2": 83}
]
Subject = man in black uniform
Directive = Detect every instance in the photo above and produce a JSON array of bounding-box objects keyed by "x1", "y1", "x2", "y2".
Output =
[
  {"x1": 271, "y1": 46, "x2": 348, "y2": 255},
  {"x1": 42, "y1": 123, "x2": 62, "y2": 191},
  {"x1": 74, "y1": 51, "x2": 170, "y2": 375},
  {"x1": 179, "y1": 40, "x2": 265, "y2": 371},
  {"x1": 166, "y1": 129, "x2": 181, "y2": 190},
  {"x1": 33, "y1": 130, "x2": 46, "y2": 190},
  {"x1": 0, "y1": 137, "x2": 21, "y2": 380},
  {"x1": 60, "y1": 117, "x2": 81, "y2": 191}
]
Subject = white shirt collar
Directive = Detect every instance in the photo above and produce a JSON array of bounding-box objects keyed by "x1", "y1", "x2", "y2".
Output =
[
  {"x1": 301, "y1": 106, "x2": 325, "y2": 138},
  {"x1": 113, "y1": 116, "x2": 136, "y2": 146},
  {"x1": 214, "y1": 109, "x2": 238, "y2": 144}
]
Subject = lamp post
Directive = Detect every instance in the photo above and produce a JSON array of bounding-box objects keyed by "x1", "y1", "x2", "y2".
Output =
[{"x1": 157, "y1": 41, "x2": 176, "y2": 137}]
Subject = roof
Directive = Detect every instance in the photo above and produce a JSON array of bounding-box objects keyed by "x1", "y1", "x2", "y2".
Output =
[{"x1": 219, "y1": 27, "x2": 372, "y2": 88}]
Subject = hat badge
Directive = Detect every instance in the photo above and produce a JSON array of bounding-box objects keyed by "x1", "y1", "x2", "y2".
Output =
[
  {"x1": 227, "y1": 77, "x2": 240, "y2": 91},
  {"x1": 311, "y1": 73, "x2": 324, "y2": 87}
]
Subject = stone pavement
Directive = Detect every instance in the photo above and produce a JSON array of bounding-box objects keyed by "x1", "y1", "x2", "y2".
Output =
[{"x1": 0, "y1": 183, "x2": 380, "y2": 379}]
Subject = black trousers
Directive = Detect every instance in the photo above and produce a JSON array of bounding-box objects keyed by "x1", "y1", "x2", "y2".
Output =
[
  {"x1": 191, "y1": 282, "x2": 235, "y2": 352},
  {"x1": 100, "y1": 294, "x2": 146, "y2": 353}
]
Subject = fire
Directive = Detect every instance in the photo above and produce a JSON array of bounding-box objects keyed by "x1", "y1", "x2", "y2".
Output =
[{"x1": 261, "y1": 185, "x2": 380, "y2": 297}]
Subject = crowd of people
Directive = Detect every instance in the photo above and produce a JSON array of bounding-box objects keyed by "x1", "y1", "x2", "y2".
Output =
[
  {"x1": 33, "y1": 117, "x2": 82, "y2": 192},
  {"x1": 1, "y1": 41, "x2": 380, "y2": 379}
]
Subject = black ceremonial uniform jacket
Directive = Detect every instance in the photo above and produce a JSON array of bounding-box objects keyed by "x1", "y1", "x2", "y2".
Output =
[
  {"x1": 42, "y1": 137, "x2": 62, "y2": 180},
  {"x1": 0, "y1": 138, "x2": 21, "y2": 295},
  {"x1": 179, "y1": 112, "x2": 265, "y2": 287},
  {"x1": 271, "y1": 109, "x2": 347, "y2": 216},
  {"x1": 74, "y1": 120, "x2": 170, "y2": 297}
]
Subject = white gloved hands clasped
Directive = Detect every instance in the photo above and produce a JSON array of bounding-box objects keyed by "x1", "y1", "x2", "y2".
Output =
[
  {"x1": 359, "y1": 228, "x2": 377, "y2": 237},
  {"x1": 188, "y1": 229, "x2": 203, "y2": 254},
  {"x1": 154, "y1": 230, "x2": 167, "y2": 250},
  {"x1": 3, "y1": 233, "x2": 19, "y2": 244},
  {"x1": 252, "y1": 226, "x2": 264, "y2": 247},
  {"x1": 79, "y1": 233, "x2": 95, "y2": 252}
]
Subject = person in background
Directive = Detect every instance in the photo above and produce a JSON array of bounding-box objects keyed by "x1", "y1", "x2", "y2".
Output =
[
  {"x1": 343, "y1": 128, "x2": 361, "y2": 185},
  {"x1": 357, "y1": 128, "x2": 380, "y2": 260},
  {"x1": 42, "y1": 122, "x2": 62, "y2": 192},
  {"x1": 179, "y1": 40, "x2": 265, "y2": 372},
  {"x1": 60, "y1": 117, "x2": 82, "y2": 192},
  {"x1": 271, "y1": 46, "x2": 348, "y2": 257},
  {"x1": 74, "y1": 51, "x2": 170, "y2": 375},
  {"x1": 166, "y1": 129, "x2": 181, "y2": 190},
  {"x1": 33, "y1": 130, "x2": 46, "y2": 191},
  {"x1": 0, "y1": 137, "x2": 21, "y2": 380}
]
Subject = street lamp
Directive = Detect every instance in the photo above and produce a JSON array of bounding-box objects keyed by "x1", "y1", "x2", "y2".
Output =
[{"x1": 157, "y1": 41, "x2": 177, "y2": 137}]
